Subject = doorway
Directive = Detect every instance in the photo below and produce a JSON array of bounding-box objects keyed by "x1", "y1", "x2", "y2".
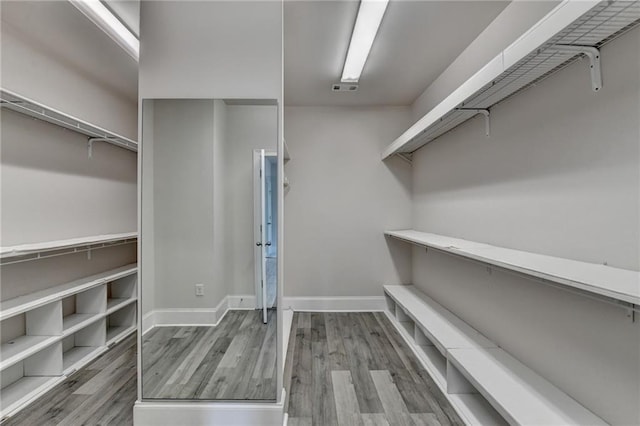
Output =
[{"x1": 254, "y1": 149, "x2": 278, "y2": 323}]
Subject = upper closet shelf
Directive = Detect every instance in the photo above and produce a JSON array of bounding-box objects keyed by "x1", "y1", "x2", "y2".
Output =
[
  {"x1": 0, "y1": 89, "x2": 138, "y2": 152},
  {"x1": 0, "y1": 232, "x2": 138, "y2": 264},
  {"x1": 382, "y1": 0, "x2": 640, "y2": 160},
  {"x1": 386, "y1": 230, "x2": 640, "y2": 307}
]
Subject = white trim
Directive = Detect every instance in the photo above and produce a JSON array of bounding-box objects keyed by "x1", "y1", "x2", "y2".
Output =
[
  {"x1": 281, "y1": 308, "x2": 294, "y2": 361},
  {"x1": 228, "y1": 295, "x2": 257, "y2": 310},
  {"x1": 282, "y1": 296, "x2": 386, "y2": 312},
  {"x1": 134, "y1": 389, "x2": 285, "y2": 426},
  {"x1": 142, "y1": 295, "x2": 264, "y2": 334}
]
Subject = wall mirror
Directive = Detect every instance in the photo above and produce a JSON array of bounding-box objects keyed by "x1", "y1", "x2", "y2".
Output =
[{"x1": 140, "y1": 99, "x2": 278, "y2": 401}]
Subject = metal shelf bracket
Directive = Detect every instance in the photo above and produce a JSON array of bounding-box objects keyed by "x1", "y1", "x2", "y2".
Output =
[
  {"x1": 550, "y1": 45, "x2": 602, "y2": 92},
  {"x1": 456, "y1": 108, "x2": 490, "y2": 137},
  {"x1": 88, "y1": 137, "x2": 113, "y2": 159},
  {"x1": 396, "y1": 152, "x2": 413, "y2": 164}
]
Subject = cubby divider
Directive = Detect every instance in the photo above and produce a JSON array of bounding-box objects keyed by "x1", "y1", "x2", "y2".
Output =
[
  {"x1": 62, "y1": 285, "x2": 106, "y2": 336},
  {"x1": 106, "y1": 303, "x2": 136, "y2": 344},
  {"x1": 62, "y1": 319, "x2": 106, "y2": 373}
]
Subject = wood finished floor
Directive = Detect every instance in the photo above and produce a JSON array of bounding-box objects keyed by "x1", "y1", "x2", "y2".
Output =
[
  {"x1": 2, "y1": 332, "x2": 137, "y2": 426},
  {"x1": 142, "y1": 309, "x2": 277, "y2": 400},
  {"x1": 284, "y1": 312, "x2": 464, "y2": 426}
]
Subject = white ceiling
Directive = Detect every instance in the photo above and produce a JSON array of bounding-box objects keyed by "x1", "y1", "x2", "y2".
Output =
[
  {"x1": 1, "y1": 0, "x2": 138, "y2": 104},
  {"x1": 284, "y1": 0, "x2": 509, "y2": 106}
]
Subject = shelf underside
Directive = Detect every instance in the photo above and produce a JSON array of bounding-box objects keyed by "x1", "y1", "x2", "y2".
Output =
[
  {"x1": 0, "y1": 89, "x2": 137, "y2": 152},
  {"x1": 393, "y1": 1, "x2": 640, "y2": 155}
]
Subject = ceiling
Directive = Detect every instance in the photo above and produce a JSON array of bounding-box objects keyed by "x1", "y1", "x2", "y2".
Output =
[{"x1": 284, "y1": 0, "x2": 509, "y2": 106}]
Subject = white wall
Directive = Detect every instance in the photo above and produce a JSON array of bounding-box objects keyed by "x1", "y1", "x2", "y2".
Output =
[
  {"x1": 412, "y1": 0, "x2": 559, "y2": 120},
  {"x1": 283, "y1": 106, "x2": 413, "y2": 299},
  {"x1": 0, "y1": 1, "x2": 138, "y2": 139},
  {"x1": 224, "y1": 105, "x2": 278, "y2": 296},
  {"x1": 410, "y1": 26, "x2": 640, "y2": 425}
]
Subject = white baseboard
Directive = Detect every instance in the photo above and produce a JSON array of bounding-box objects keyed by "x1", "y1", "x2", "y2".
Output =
[
  {"x1": 282, "y1": 296, "x2": 386, "y2": 312},
  {"x1": 133, "y1": 389, "x2": 285, "y2": 426},
  {"x1": 142, "y1": 295, "x2": 231, "y2": 334},
  {"x1": 228, "y1": 294, "x2": 257, "y2": 309}
]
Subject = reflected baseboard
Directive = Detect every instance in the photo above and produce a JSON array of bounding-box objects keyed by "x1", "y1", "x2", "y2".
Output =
[
  {"x1": 282, "y1": 296, "x2": 386, "y2": 312},
  {"x1": 142, "y1": 294, "x2": 258, "y2": 335}
]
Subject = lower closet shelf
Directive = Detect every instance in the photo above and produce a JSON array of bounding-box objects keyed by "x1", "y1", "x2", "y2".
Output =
[
  {"x1": 62, "y1": 346, "x2": 104, "y2": 372},
  {"x1": 384, "y1": 284, "x2": 607, "y2": 426},
  {"x1": 62, "y1": 313, "x2": 102, "y2": 336},
  {"x1": 106, "y1": 325, "x2": 135, "y2": 344},
  {"x1": 1, "y1": 376, "x2": 61, "y2": 413}
]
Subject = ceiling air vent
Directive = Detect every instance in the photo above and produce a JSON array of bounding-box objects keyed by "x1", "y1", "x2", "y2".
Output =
[{"x1": 332, "y1": 83, "x2": 359, "y2": 92}]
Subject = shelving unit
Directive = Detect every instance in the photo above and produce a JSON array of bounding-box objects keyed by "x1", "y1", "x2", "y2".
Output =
[
  {"x1": 0, "y1": 232, "x2": 138, "y2": 265},
  {"x1": 384, "y1": 285, "x2": 607, "y2": 425},
  {"x1": 382, "y1": 0, "x2": 640, "y2": 160},
  {"x1": 0, "y1": 89, "x2": 138, "y2": 153},
  {"x1": 0, "y1": 265, "x2": 137, "y2": 419},
  {"x1": 386, "y1": 230, "x2": 640, "y2": 308}
]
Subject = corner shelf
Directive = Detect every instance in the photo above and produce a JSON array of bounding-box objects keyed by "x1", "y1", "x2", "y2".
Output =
[
  {"x1": 382, "y1": 1, "x2": 640, "y2": 160},
  {"x1": 0, "y1": 232, "x2": 138, "y2": 265},
  {"x1": 0, "y1": 89, "x2": 138, "y2": 153},
  {"x1": 386, "y1": 230, "x2": 640, "y2": 308},
  {"x1": 0, "y1": 265, "x2": 137, "y2": 420}
]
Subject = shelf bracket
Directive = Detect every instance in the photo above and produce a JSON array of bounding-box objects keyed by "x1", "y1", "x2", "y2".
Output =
[
  {"x1": 550, "y1": 45, "x2": 602, "y2": 92},
  {"x1": 396, "y1": 152, "x2": 413, "y2": 164},
  {"x1": 455, "y1": 108, "x2": 490, "y2": 137},
  {"x1": 87, "y1": 137, "x2": 113, "y2": 159}
]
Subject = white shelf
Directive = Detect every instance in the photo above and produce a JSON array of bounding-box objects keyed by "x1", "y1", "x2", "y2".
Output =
[
  {"x1": 449, "y1": 347, "x2": 607, "y2": 425},
  {"x1": 0, "y1": 264, "x2": 137, "y2": 321},
  {"x1": 0, "y1": 89, "x2": 138, "y2": 152},
  {"x1": 106, "y1": 297, "x2": 137, "y2": 314},
  {"x1": 0, "y1": 376, "x2": 61, "y2": 416},
  {"x1": 0, "y1": 232, "x2": 138, "y2": 264},
  {"x1": 384, "y1": 284, "x2": 606, "y2": 425},
  {"x1": 382, "y1": 1, "x2": 640, "y2": 159},
  {"x1": 0, "y1": 335, "x2": 59, "y2": 371},
  {"x1": 62, "y1": 313, "x2": 102, "y2": 336},
  {"x1": 106, "y1": 325, "x2": 135, "y2": 344},
  {"x1": 386, "y1": 230, "x2": 640, "y2": 306},
  {"x1": 62, "y1": 346, "x2": 104, "y2": 373}
]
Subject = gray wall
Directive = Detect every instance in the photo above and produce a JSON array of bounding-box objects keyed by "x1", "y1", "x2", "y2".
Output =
[
  {"x1": 410, "y1": 26, "x2": 640, "y2": 425},
  {"x1": 224, "y1": 105, "x2": 278, "y2": 297},
  {"x1": 0, "y1": 1, "x2": 138, "y2": 139},
  {"x1": 283, "y1": 106, "x2": 413, "y2": 298},
  {"x1": 151, "y1": 99, "x2": 226, "y2": 310}
]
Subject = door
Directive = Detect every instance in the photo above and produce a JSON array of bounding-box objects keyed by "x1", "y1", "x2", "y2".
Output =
[{"x1": 254, "y1": 149, "x2": 277, "y2": 324}]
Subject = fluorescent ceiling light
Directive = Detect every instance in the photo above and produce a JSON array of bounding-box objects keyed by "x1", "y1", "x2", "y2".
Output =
[
  {"x1": 69, "y1": 0, "x2": 139, "y2": 61},
  {"x1": 341, "y1": 0, "x2": 389, "y2": 83}
]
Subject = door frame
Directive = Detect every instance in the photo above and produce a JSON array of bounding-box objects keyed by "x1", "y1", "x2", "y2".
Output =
[{"x1": 253, "y1": 149, "x2": 277, "y2": 310}]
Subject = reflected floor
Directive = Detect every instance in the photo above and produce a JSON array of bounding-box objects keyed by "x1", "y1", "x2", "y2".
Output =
[{"x1": 142, "y1": 309, "x2": 277, "y2": 400}]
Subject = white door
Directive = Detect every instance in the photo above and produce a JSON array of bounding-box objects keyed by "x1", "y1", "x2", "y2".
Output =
[{"x1": 254, "y1": 149, "x2": 276, "y2": 324}]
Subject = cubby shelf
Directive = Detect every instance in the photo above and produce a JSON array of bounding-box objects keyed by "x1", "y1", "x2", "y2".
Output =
[
  {"x1": 382, "y1": 1, "x2": 640, "y2": 160},
  {"x1": 384, "y1": 284, "x2": 607, "y2": 425},
  {"x1": 0, "y1": 232, "x2": 138, "y2": 265},
  {"x1": 386, "y1": 230, "x2": 640, "y2": 307},
  {"x1": 0, "y1": 265, "x2": 137, "y2": 419},
  {"x1": 0, "y1": 89, "x2": 138, "y2": 152}
]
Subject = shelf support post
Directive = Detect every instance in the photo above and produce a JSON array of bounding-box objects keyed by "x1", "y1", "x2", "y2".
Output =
[
  {"x1": 87, "y1": 137, "x2": 114, "y2": 159},
  {"x1": 550, "y1": 45, "x2": 602, "y2": 92},
  {"x1": 455, "y1": 108, "x2": 490, "y2": 137}
]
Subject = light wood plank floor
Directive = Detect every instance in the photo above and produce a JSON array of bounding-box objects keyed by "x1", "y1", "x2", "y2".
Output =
[
  {"x1": 142, "y1": 309, "x2": 277, "y2": 400},
  {"x1": 284, "y1": 312, "x2": 464, "y2": 426},
  {"x1": 2, "y1": 332, "x2": 137, "y2": 426}
]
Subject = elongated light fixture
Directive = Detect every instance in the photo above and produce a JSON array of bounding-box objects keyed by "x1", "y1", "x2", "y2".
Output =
[
  {"x1": 69, "y1": 0, "x2": 139, "y2": 61},
  {"x1": 341, "y1": 0, "x2": 389, "y2": 83}
]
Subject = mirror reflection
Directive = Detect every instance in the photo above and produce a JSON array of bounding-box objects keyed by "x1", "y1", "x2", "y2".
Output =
[{"x1": 141, "y1": 99, "x2": 278, "y2": 401}]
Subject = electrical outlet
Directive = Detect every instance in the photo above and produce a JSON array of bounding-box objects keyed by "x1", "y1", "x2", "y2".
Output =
[{"x1": 195, "y1": 284, "x2": 204, "y2": 296}]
